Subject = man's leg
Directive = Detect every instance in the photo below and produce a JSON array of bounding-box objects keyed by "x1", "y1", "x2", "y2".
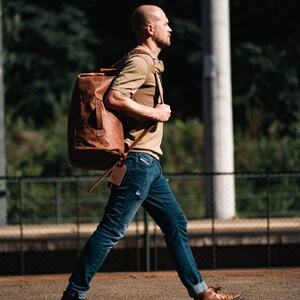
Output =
[
  {"x1": 142, "y1": 168, "x2": 208, "y2": 298},
  {"x1": 64, "y1": 152, "x2": 156, "y2": 299}
]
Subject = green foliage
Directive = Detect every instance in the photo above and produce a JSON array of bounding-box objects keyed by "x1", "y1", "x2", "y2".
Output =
[
  {"x1": 232, "y1": 43, "x2": 300, "y2": 137},
  {"x1": 234, "y1": 130, "x2": 300, "y2": 172},
  {"x1": 3, "y1": 0, "x2": 99, "y2": 126},
  {"x1": 2, "y1": 0, "x2": 300, "y2": 177},
  {"x1": 161, "y1": 119, "x2": 204, "y2": 172},
  {"x1": 5, "y1": 106, "x2": 72, "y2": 176}
]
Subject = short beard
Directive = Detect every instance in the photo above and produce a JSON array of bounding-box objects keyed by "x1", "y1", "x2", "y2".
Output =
[{"x1": 157, "y1": 40, "x2": 171, "y2": 49}]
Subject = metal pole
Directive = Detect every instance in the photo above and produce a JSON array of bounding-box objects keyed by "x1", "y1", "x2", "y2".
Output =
[
  {"x1": 55, "y1": 181, "x2": 62, "y2": 224},
  {"x1": 143, "y1": 209, "x2": 150, "y2": 272},
  {"x1": 75, "y1": 177, "x2": 80, "y2": 256},
  {"x1": 266, "y1": 174, "x2": 271, "y2": 268},
  {"x1": 18, "y1": 177, "x2": 24, "y2": 275}
]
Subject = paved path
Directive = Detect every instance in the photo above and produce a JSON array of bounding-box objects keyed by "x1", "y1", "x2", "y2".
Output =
[{"x1": 0, "y1": 268, "x2": 299, "y2": 299}]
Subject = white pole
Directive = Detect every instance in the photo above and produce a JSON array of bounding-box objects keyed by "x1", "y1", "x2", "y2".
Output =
[{"x1": 202, "y1": 0, "x2": 236, "y2": 219}]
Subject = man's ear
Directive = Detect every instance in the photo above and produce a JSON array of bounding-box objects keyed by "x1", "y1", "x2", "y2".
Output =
[{"x1": 146, "y1": 24, "x2": 154, "y2": 36}]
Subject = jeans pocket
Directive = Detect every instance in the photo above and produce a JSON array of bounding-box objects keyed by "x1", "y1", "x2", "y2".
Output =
[
  {"x1": 139, "y1": 157, "x2": 151, "y2": 165},
  {"x1": 136, "y1": 153, "x2": 155, "y2": 167}
]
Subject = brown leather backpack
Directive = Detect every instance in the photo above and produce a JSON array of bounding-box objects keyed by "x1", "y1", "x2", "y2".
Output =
[{"x1": 68, "y1": 68, "x2": 124, "y2": 172}]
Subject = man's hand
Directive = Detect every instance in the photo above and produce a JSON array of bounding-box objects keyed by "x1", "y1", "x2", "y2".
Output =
[{"x1": 153, "y1": 103, "x2": 171, "y2": 122}]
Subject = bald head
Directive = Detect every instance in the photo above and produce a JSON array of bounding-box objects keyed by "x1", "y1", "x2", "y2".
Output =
[{"x1": 131, "y1": 5, "x2": 165, "y2": 37}]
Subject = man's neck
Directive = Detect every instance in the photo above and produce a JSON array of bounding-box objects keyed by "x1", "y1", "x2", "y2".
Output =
[{"x1": 136, "y1": 42, "x2": 161, "y2": 58}]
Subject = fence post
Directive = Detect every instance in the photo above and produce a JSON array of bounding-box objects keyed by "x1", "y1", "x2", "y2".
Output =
[
  {"x1": 143, "y1": 209, "x2": 150, "y2": 272},
  {"x1": 17, "y1": 177, "x2": 24, "y2": 275},
  {"x1": 210, "y1": 173, "x2": 216, "y2": 269},
  {"x1": 75, "y1": 177, "x2": 80, "y2": 256},
  {"x1": 266, "y1": 173, "x2": 271, "y2": 268},
  {"x1": 55, "y1": 181, "x2": 62, "y2": 224}
]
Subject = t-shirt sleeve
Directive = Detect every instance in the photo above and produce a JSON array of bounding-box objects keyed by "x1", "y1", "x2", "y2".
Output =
[{"x1": 109, "y1": 56, "x2": 149, "y2": 98}]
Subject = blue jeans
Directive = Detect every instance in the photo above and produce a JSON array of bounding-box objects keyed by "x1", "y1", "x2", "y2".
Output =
[{"x1": 66, "y1": 152, "x2": 208, "y2": 299}]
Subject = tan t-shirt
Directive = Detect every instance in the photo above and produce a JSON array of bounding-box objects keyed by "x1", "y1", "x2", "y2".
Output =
[{"x1": 109, "y1": 49, "x2": 165, "y2": 159}]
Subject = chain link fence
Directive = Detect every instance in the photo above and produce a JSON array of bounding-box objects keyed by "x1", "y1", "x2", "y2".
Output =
[{"x1": 0, "y1": 172, "x2": 299, "y2": 275}]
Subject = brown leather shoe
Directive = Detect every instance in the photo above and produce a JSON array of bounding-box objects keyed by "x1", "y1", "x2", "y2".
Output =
[{"x1": 194, "y1": 286, "x2": 243, "y2": 299}]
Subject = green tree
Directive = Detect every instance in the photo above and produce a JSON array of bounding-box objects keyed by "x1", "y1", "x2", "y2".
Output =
[
  {"x1": 232, "y1": 43, "x2": 300, "y2": 138},
  {"x1": 231, "y1": 0, "x2": 300, "y2": 138},
  {"x1": 3, "y1": 0, "x2": 100, "y2": 176},
  {"x1": 3, "y1": 0, "x2": 300, "y2": 177},
  {"x1": 3, "y1": 0, "x2": 99, "y2": 126}
]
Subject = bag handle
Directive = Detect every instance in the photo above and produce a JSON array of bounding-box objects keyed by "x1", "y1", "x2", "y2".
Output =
[{"x1": 95, "y1": 99, "x2": 104, "y2": 130}]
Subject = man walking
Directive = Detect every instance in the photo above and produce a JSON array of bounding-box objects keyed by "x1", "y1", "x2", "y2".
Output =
[{"x1": 61, "y1": 5, "x2": 242, "y2": 300}]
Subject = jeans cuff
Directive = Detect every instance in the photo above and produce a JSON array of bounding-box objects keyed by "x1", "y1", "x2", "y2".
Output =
[
  {"x1": 188, "y1": 280, "x2": 209, "y2": 297},
  {"x1": 66, "y1": 286, "x2": 87, "y2": 300}
]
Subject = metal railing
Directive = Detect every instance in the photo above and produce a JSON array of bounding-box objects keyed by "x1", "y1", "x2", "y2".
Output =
[{"x1": 0, "y1": 172, "x2": 299, "y2": 275}]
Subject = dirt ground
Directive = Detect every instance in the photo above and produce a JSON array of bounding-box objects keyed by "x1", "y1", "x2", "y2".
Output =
[{"x1": 0, "y1": 268, "x2": 299, "y2": 299}]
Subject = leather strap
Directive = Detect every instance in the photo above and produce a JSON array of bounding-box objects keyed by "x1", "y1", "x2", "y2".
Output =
[
  {"x1": 95, "y1": 99, "x2": 104, "y2": 130},
  {"x1": 88, "y1": 159, "x2": 122, "y2": 192},
  {"x1": 155, "y1": 72, "x2": 164, "y2": 104}
]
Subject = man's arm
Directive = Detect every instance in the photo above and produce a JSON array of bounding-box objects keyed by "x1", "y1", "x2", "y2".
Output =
[{"x1": 104, "y1": 89, "x2": 171, "y2": 123}]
